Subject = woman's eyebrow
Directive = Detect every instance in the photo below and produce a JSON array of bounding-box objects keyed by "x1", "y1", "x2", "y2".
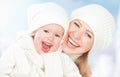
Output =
[
  {"x1": 78, "y1": 20, "x2": 83, "y2": 27},
  {"x1": 87, "y1": 29, "x2": 94, "y2": 36}
]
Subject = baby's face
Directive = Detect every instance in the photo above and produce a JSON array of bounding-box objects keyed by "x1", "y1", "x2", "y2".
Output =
[{"x1": 33, "y1": 24, "x2": 64, "y2": 54}]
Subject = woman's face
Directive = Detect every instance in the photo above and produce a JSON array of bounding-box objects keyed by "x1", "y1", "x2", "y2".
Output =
[{"x1": 62, "y1": 19, "x2": 94, "y2": 55}]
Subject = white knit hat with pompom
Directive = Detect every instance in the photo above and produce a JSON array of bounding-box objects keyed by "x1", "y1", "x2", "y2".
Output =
[
  {"x1": 27, "y1": 2, "x2": 69, "y2": 35},
  {"x1": 71, "y1": 4, "x2": 116, "y2": 52}
]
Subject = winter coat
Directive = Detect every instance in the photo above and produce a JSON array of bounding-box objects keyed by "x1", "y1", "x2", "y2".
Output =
[{"x1": 0, "y1": 32, "x2": 81, "y2": 77}]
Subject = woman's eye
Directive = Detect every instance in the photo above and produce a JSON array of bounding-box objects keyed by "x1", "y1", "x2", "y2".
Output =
[
  {"x1": 87, "y1": 33, "x2": 91, "y2": 38},
  {"x1": 74, "y1": 22, "x2": 80, "y2": 28},
  {"x1": 43, "y1": 30, "x2": 49, "y2": 33},
  {"x1": 55, "y1": 34, "x2": 60, "y2": 37}
]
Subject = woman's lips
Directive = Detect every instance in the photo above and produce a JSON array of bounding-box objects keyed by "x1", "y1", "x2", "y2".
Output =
[
  {"x1": 42, "y1": 42, "x2": 53, "y2": 53},
  {"x1": 68, "y1": 38, "x2": 79, "y2": 47},
  {"x1": 66, "y1": 36, "x2": 80, "y2": 49}
]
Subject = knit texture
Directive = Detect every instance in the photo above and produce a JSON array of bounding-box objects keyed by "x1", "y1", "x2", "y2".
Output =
[
  {"x1": 71, "y1": 4, "x2": 116, "y2": 52},
  {"x1": 27, "y1": 3, "x2": 69, "y2": 36}
]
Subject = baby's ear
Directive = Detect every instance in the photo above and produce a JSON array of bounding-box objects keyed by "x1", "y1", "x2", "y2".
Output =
[
  {"x1": 31, "y1": 31, "x2": 36, "y2": 39},
  {"x1": 31, "y1": 31, "x2": 36, "y2": 37}
]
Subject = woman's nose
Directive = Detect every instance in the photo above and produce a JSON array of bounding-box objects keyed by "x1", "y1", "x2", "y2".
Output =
[{"x1": 73, "y1": 30, "x2": 83, "y2": 40}]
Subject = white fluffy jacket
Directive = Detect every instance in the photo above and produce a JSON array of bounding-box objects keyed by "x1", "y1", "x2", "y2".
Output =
[{"x1": 0, "y1": 33, "x2": 81, "y2": 77}]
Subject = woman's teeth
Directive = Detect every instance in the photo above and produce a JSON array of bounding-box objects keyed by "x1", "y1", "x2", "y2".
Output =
[{"x1": 68, "y1": 38, "x2": 79, "y2": 47}]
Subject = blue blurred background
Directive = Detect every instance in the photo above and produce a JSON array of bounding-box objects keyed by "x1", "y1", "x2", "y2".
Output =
[{"x1": 0, "y1": 0, "x2": 120, "y2": 77}]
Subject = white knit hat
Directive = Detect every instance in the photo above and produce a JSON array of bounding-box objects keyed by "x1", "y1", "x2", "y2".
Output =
[
  {"x1": 27, "y1": 2, "x2": 69, "y2": 35},
  {"x1": 71, "y1": 4, "x2": 116, "y2": 52}
]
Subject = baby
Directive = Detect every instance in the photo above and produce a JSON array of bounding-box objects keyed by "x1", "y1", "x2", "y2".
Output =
[{"x1": 0, "y1": 3, "x2": 81, "y2": 77}]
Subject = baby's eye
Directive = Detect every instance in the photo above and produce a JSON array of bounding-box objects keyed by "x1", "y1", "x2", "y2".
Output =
[
  {"x1": 55, "y1": 34, "x2": 60, "y2": 38},
  {"x1": 43, "y1": 30, "x2": 49, "y2": 33}
]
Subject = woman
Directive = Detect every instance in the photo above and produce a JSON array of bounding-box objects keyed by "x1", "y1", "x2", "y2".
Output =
[{"x1": 62, "y1": 4, "x2": 116, "y2": 77}]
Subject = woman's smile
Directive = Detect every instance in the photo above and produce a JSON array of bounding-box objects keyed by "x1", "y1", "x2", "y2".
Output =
[{"x1": 66, "y1": 35, "x2": 80, "y2": 49}]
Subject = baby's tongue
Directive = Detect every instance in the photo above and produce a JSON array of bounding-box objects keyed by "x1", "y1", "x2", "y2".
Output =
[{"x1": 42, "y1": 43, "x2": 50, "y2": 53}]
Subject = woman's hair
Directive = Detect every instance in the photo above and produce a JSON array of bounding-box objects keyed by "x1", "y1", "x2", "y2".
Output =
[{"x1": 75, "y1": 52, "x2": 92, "y2": 77}]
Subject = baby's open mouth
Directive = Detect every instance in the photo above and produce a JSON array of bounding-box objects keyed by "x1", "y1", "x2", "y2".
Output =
[{"x1": 42, "y1": 42, "x2": 53, "y2": 53}]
